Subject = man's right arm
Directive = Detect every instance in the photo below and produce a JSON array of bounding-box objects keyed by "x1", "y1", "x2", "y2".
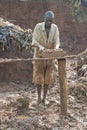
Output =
[{"x1": 32, "y1": 24, "x2": 45, "y2": 51}]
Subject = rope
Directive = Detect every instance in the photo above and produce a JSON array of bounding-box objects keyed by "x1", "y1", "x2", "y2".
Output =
[
  {"x1": 0, "y1": 49, "x2": 87, "y2": 64},
  {"x1": 0, "y1": 54, "x2": 79, "y2": 64}
]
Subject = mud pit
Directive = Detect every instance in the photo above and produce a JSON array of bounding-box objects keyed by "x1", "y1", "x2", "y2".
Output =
[
  {"x1": 0, "y1": 59, "x2": 87, "y2": 130},
  {"x1": 0, "y1": 1, "x2": 87, "y2": 130}
]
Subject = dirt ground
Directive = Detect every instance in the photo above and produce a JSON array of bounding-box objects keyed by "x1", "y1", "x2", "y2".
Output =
[
  {"x1": 0, "y1": 59, "x2": 87, "y2": 130},
  {"x1": 0, "y1": 1, "x2": 87, "y2": 130}
]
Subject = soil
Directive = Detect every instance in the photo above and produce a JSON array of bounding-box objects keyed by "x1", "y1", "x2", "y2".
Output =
[{"x1": 0, "y1": 1, "x2": 87, "y2": 130}]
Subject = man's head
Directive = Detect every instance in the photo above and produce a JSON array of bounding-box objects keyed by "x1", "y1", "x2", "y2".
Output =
[{"x1": 44, "y1": 11, "x2": 55, "y2": 27}]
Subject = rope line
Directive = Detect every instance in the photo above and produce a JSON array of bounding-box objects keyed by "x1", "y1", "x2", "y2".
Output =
[
  {"x1": 0, "y1": 55, "x2": 78, "y2": 64},
  {"x1": 0, "y1": 49, "x2": 87, "y2": 64}
]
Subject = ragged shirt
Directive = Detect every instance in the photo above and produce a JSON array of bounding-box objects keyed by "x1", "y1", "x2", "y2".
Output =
[{"x1": 32, "y1": 22, "x2": 60, "y2": 57}]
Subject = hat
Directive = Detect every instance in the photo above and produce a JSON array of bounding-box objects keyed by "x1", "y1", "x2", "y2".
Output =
[{"x1": 44, "y1": 11, "x2": 55, "y2": 19}]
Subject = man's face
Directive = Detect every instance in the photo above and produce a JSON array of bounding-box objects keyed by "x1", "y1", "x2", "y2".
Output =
[{"x1": 45, "y1": 18, "x2": 53, "y2": 27}]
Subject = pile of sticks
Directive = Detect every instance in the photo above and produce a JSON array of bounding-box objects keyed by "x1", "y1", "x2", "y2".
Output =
[{"x1": 0, "y1": 18, "x2": 32, "y2": 51}]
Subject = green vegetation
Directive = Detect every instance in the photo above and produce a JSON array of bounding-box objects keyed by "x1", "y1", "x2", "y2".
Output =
[{"x1": 70, "y1": 0, "x2": 87, "y2": 22}]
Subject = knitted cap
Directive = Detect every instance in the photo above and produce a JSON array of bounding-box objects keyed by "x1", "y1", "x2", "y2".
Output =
[{"x1": 44, "y1": 11, "x2": 55, "y2": 19}]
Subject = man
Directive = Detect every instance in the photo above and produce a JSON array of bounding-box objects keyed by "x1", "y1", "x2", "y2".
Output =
[{"x1": 32, "y1": 11, "x2": 60, "y2": 105}]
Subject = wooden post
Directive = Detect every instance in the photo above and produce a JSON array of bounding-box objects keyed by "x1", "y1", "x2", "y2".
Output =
[{"x1": 58, "y1": 58, "x2": 67, "y2": 115}]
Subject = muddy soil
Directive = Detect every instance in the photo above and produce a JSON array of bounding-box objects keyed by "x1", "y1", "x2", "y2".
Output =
[
  {"x1": 0, "y1": 1, "x2": 87, "y2": 130},
  {"x1": 0, "y1": 59, "x2": 87, "y2": 130}
]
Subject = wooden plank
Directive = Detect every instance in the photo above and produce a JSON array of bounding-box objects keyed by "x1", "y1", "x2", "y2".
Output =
[
  {"x1": 58, "y1": 58, "x2": 67, "y2": 115},
  {"x1": 39, "y1": 48, "x2": 66, "y2": 58}
]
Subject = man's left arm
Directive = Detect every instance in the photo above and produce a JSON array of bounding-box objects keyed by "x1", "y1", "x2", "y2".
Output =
[{"x1": 54, "y1": 26, "x2": 60, "y2": 49}]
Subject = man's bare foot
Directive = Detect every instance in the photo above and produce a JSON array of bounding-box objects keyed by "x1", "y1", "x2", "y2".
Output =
[
  {"x1": 37, "y1": 99, "x2": 42, "y2": 106},
  {"x1": 42, "y1": 99, "x2": 49, "y2": 106},
  {"x1": 41, "y1": 99, "x2": 45, "y2": 105}
]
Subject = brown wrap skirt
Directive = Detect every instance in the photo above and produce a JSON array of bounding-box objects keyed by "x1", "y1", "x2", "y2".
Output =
[{"x1": 32, "y1": 60, "x2": 54, "y2": 85}]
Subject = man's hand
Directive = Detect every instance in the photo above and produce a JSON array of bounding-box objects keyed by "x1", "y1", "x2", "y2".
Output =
[{"x1": 38, "y1": 44, "x2": 45, "y2": 52}]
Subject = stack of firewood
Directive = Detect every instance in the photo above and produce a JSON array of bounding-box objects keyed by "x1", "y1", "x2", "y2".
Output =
[{"x1": 0, "y1": 18, "x2": 32, "y2": 51}]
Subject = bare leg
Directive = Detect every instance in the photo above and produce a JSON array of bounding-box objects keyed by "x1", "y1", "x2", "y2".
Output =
[
  {"x1": 42, "y1": 84, "x2": 48, "y2": 105},
  {"x1": 37, "y1": 85, "x2": 42, "y2": 105}
]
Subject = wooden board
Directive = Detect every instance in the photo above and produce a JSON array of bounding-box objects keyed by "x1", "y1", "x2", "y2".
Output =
[{"x1": 39, "y1": 48, "x2": 66, "y2": 58}]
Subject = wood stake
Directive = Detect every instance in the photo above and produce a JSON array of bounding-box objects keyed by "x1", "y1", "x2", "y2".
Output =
[{"x1": 58, "y1": 58, "x2": 67, "y2": 115}]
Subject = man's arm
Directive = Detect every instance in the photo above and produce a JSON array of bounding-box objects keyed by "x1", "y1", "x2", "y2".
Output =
[
  {"x1": 54, "y1": 25, "x2": 60, "y2": 49},
  {"x1": 32, "y1": 24, "x2": 45, "y2": 51}
]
